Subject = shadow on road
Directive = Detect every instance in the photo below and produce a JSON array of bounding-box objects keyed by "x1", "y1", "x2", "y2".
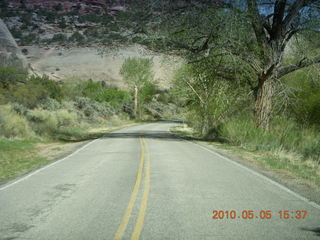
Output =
[
  {"x1": 301, "y1": 227, "x2": 320, "y2": 237},
  {"x1": 103, "y1": 130, "x2": 196, "y2": 142}
]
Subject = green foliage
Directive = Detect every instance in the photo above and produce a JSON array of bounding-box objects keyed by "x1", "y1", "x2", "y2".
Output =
[
  {"x1": 282, "y1": 68, "x2": 320, "y2": 126},
  {"x1": 139, "y1": 80, "x2": 157, "y2": 103},
  {"x1": 10, "y1": 27, "x2": 23, "y2": 39},
  {"x1": 84, "y1": 28, "x2": 100, "y2": 39},
  {"x1": 173, "y1": 63, "x2": 251, "y2": 136},
  {"x1": 78, "y1": 14, "x2": 103, "y2": 23},
  {"x1": 39, "y1": 98, "x2": 62, "y2": 111},
  {"x1": 120, "y1": 57, "x2": 154, "y2": 88},
  {"x1": 120, "y1": 57, "x2": 156, "y2": 118},
  {"x1": 50, "y1": 33, "x2": 67, "y2": 43},
  {"x1": 58, "y1": 19, "x2": 67, "y2": 29},
  {"x1": 20, "y1": 33, "x2": 37, "y2": 45},
  {"x1": 74, "y1": 97, "x2": 114, "y2": 122},
  {"x1": 0, "y1": 105, "x2": 34, "y2": 138},
  {"x1": 26, "y1": 108, "x2": 79, "y2": 136},
  {"x1": 60, "y1": 77, "x2": 84, "y2": 100},
  {"x1": 43, "y1": 11, "x2": 57, "y2": 23},
  {"x1": 96, "y1": 88, "x2": 130, "y2": 109},
  {"x1": 76, "y1": 80, "x2": 130, "y2": 110},
  {"x1": 9, "y1": 75, "x2": 63, "y2": 108},
  {"x1": 81, "y1": 80, "x2": 103, "y2": 100},
  {"x1": 1, "y1": 75, "x2": 63, "y2": 108},
  {"x1": 218, "y1": 115, "x2": 320, "y2": 163},
  {"x1": 0, "y1": 67, "x2": 28, "y2": 88},
  {"x1": 27, "y1": 109, "x2": 59, "y2": 135},
  {"x1": 53, "y1": 3, "x2": 63, "y2": 12},
  {"x1": 68, "y1": 32, "x2": 85, "y2": 44}
]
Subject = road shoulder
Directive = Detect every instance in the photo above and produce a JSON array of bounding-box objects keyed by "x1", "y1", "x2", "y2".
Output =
[{"x1": 170, "y1": 125, "x2": 320, "y2": 206}]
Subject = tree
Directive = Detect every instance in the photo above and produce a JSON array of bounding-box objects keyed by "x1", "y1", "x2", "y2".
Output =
[
  {"x1": 110, "y1": 0, "x2": 320, "y2": 130},
  {"x1": 172, "y1": 61, "x2": 249, "y2": 136},
  {"x1": 120, "y1": 57, "x2": 154, "y2": 118},
  {"x1": 244, "y1": 0, "x2": 320, "y2": 129}
]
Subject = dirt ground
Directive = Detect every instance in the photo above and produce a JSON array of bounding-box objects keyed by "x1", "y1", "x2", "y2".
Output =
[{"x1": 23, "y1": 44, "x2": 182, "y2": 89}]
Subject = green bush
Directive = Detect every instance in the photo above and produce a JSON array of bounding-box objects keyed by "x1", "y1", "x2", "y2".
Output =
[
  {"x1": 26, "y1": 108, "x2": 79, "y2": 136},
  {"x1": 9, "y1": 75, "x2": 63, "y2": 108},
  {"x1": 39, "y1": 98, "x2": 62, "y2": 110},
  {"x1": 96, "y1": 88, "x2": 130, "y2": 110},
  {"x1": 74, "y1": 97, "x2": 114, "y2": 122},
  {"x1": 50, "y1": 34, "x2": 67, "y2": 43},
  {"x1": 68, "y1": 32, "x2": 85, "y2": 44},
  {"x1": 0, "y1": 105, "x2": 34, "y2": 138},
  {"x1": 55, "y1": 109, "x2": 79, "y2": 127},
  {"x1": 20, "y1": 33, "x2": 37, "y2": 45},
  {"x1": 12, "y1": 103, "x2": 28, "y2": 116},
  {"x1": 81, "y1": 80, "x2": 103, "y2": 100},
  {"x1": 79, "y1": 81, "x2": 130, "y2": 110},
  {"x1": 60, "y1": 78, "x2": 84, "y2": 100},
  {"x1": 27, "y1": 109, "x2": 59, "y2": 135},
  {"x1": 282, "y1": 68, "x2": 320, "y2": 126},
  {"x1": 0, "y1": 67, "x2": 28, "y2": 88}
]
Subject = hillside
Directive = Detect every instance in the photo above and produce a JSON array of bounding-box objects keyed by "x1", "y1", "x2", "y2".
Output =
[
  {"x1": 26, "y1": 44, "x2": 181, "y2": 89},
  {"x1": 1, "y1": 0, "x2": 182, "y2": 89}
]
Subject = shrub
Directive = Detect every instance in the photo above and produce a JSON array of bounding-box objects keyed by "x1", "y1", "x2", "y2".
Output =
[
  {"x1": 27, "y1": 109, "x2": 58, "y2": 135},
  {"x1": 9, "y1": 75, "x2": 63, "y2": 108},
  {"x1": 55, "y1": 109, "x2": 78, "y2": 127},
  {"x1": 50, "y1": 34, "x2": 67, "y2": 43},
  {"x1": 0, "y1": 67, "x2": 28, "y2": 88},
  {"x1": 96, "y1": 88, "x2": 130, "y2": 110},
  {"x1": 68, "y1": 32, "x2": 85, "y2": 44},
  {"x1": 20, "y1": 33, "x2": 37, "y2": 45},
  {"x1": 0, "y1": 105, "x2": 34, "y2": 138},
  {"x1": 282, "y1": 68, "x2": 320, "y2": 126},
  {"x1": 60, "y1": 78, "x2": 84, "y2": 100},
  {"x1": 81, "y1": 80, "x2": 103, "y2": 100},
  {"x1": 39, "y1": 98, "x2": 62, "y2": 110},
  {"x1": 74, "y1": 97, "x2": 114, "y2": 122},
  {"x1": 12, "y1": 103, "x2": 28, "y2": 116}
]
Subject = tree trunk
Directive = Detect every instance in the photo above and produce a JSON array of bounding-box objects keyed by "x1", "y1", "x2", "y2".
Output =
[
  {"x1": 200, "y1": 104, "x2": 210, "y2": 137},
  {"x1": 134, "y1": 85, "x2": 138, "y2": 119},
  {"x1": 201, "y1": 117, "x2": 210, "y2": 137},
  {"x1": 255, "y1": 77, "x2": 274, "y2": 131}
]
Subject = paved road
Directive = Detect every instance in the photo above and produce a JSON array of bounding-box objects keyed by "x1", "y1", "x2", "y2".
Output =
[{"x1": 0, "y1": 123, "x2": 319, "y2": 240}]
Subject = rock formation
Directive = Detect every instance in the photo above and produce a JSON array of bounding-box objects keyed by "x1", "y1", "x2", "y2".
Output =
[{"x1": 0, "y1": 19, "x2": 26, "y2": 68}]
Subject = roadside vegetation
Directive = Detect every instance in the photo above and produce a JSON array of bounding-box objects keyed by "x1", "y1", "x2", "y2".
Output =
[
  {"x1": 0, "y1": 57, "x2": 177, "y2": 182},
  {"x1": 150, "y1": 1, "x2": 320, "y2": 186},
  {"x1": 170, "y1": 59, "x2": 320, "y2": 186}
]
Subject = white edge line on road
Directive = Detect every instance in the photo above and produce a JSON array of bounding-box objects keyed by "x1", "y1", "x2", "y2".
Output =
[
  {"x1": 0, "y1": 139, "x2": 99, "y2": 191},
  {"x1": 189, "y1": 141, "x2": 320, "y2": 211}
]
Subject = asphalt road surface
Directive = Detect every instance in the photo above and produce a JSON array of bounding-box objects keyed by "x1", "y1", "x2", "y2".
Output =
[{"x1": 0, "y1": 122, "x2": 319, "y2": 240}]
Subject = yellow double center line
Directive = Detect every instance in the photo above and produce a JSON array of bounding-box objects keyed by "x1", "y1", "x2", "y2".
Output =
[{"x1": 113, "y1": 137, "x2": 151, "y2": 240}]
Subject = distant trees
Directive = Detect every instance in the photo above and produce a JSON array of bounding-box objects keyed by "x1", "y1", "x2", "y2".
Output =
[{"x1": 120, "y1": 57, "x2": 156, "y2": 119}]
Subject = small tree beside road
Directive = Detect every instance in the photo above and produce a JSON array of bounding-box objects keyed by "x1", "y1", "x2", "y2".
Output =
[{"x1": 120, "y1": 57, "x2": 155, "y2": 119}]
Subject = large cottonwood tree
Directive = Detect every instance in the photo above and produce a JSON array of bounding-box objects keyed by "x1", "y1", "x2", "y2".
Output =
[
  {"x1": 245, "y1": 0, "x2": 320, "y2": 129},
  {"x1": 113, "y1": 0, "x2": 320, "y2": 129}
]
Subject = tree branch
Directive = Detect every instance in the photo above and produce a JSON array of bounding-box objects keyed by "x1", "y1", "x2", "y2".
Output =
[
  {"x1": 278, "y1": 55, "x2": 320, "y2": 78},
  {"x1": 271, "y1": 0, "x2": 287, "y2": 39},
  {"x1": 247, "y1": 0, "x2": 268, "y2": 56},
  {"x1": 282, "y1": 0, "x2": 318, "y2": 31}
]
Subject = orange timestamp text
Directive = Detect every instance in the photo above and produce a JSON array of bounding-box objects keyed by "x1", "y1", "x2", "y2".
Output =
[{"x1": 212, "y1": 210, "x2": 308, "y2": 220}]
